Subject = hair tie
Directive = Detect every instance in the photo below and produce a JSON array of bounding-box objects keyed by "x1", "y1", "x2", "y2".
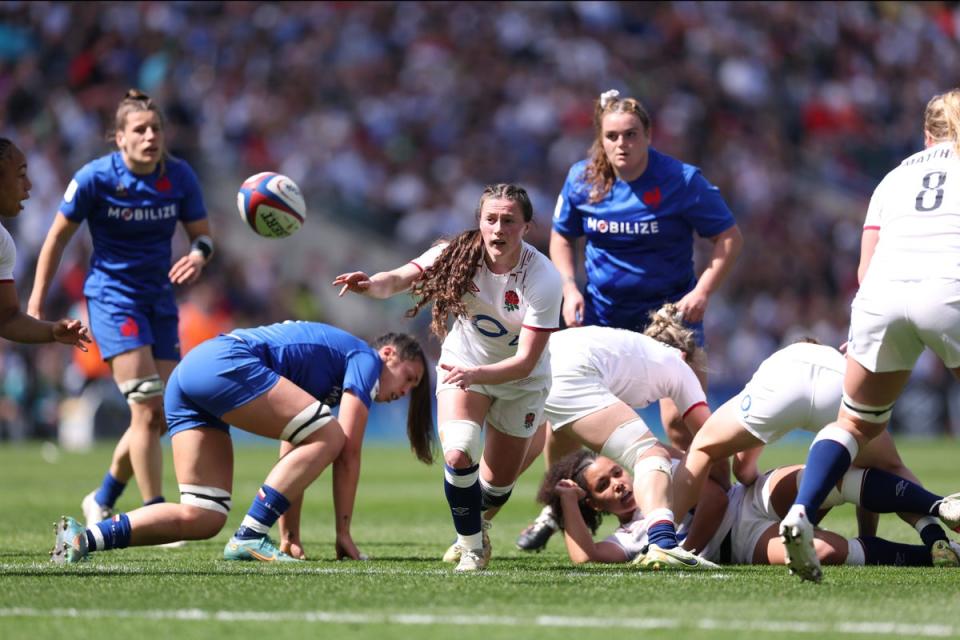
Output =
[{"x1": 599, "y1": 89, "x2": 620, "y2": 109}]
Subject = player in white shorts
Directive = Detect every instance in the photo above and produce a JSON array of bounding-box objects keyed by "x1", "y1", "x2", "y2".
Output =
[
  {"x1": 334, "y1": 183, "x2": 562, "y2": 572},
  {"x1": 542, "y1": 450, "x2": 959, "y2": 568},
  {"x1": 672, "y1": 339, "x2": 960, "y2": 565},
  {"x1": 780, "y1": 89, "x2": 960, "y2": 582}
]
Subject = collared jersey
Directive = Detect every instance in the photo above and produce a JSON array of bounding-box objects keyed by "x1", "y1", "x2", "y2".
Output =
[
  {"x1": 411, "y1": 240, "x2": 562, "y2": 378},
  {"x1": 861, "y1": 141, "x2": 960, "y2": 287},
  {"x1": 228, "y1": 321, "x2": 382, "y2": 409},
  {"x1": 553, "y1": 148, "x2": 735, "y2": 329},
  {"x1": 59, "y1": 152, "x2": 207, "y2": 304}
]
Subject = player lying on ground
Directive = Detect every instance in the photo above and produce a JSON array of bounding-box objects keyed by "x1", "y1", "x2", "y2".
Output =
[
  {"x1": 542, "y1": 450, "x2": 960, "y2": 567},
  {"x1": 51, "y1": 321, "x2": 433, "y2": 563},
  {"x1": 671, "y1": 339, "x2": 960, "y2": 563}
]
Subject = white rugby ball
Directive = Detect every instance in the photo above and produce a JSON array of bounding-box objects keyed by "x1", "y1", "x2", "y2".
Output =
[{"x1": 236, "y1": 172, "x2": 306, "y2": 238}]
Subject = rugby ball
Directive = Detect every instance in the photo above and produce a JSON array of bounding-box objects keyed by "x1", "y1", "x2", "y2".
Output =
[{"x1": 237, "y1": 172, "x2": 306, "y2": 238}]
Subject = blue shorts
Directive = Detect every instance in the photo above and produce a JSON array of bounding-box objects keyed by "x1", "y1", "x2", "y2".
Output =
[
  {"x1": 165, "y1": 335, "x2": 281, "y2": 437},
  {"x1": 87, "y1": 296, "x2": 181, "y2": 361}
]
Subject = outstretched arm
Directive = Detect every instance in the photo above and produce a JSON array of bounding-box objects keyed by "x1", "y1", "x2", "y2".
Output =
[
  {"x1": 333, "y1": 262, "x2": 422, "y2": 299},
  {"x1": 0, "y1": 281, "x2": 89, "y2": 348}
]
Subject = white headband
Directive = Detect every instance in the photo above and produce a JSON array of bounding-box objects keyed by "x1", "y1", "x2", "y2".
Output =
[{"x1": 599, "y1": 89, "x2": 621, "y2": 109}]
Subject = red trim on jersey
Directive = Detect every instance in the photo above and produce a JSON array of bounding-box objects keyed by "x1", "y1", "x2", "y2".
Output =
[
  {"x1": 682, "y1": 401, "x2": 708, "y2": 420},
  {"x1": 521, "y1": 325, "x2": 559, "y2": 332},
  {"x1": 863, "y1": 225, "x2": 880, "y2": 230},
  {"x1": 409, "y1": 261, "x2": 424, "y2": 273}
]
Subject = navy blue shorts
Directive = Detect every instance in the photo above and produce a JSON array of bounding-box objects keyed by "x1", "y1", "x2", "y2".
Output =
[{"x1": 165, "y1": 335, "x2": 281, "y2": 437}]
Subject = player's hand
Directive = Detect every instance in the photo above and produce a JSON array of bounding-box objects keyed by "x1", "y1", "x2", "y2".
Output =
[
  {"x1": 335, "y1": 533, "x2": 369, "y2": 561},
  {"x1": 169, "y1": 253, "x2": 204, "y2": 285},
  {"x1": 561, "y1": 289, "x2": 585, "y2": 327},
  {"x1": 280, "y1": 537, "x2": 306, "y2": 560},
  {"x1": 332, "y1": 272, "x2": 372, "y2": 297},
  {"x1": 439, "y1": 363, "x2": 479, "y2": 390},
  {"x1": 676, "y1": 288, "x2": 709, "y2": 324},
  {"x1": 555, "y1": 478, "x2": 586, "y2": 500},
  {"x1": 52, "y1": 318, "x2": 91, "y2": 351}
]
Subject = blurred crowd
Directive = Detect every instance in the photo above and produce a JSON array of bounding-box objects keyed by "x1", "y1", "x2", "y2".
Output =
[{"x1": 1, "y1": 0, "x2": 960, "y2": 440}]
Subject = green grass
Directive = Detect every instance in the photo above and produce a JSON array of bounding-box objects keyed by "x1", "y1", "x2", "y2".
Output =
[{"x1": 2, "y1": 440, "x2": 960, "y2": 639}]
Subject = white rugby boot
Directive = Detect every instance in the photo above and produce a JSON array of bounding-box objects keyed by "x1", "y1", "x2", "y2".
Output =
[
  {"x1": 454, "y1": 547, "x2": 488, "y2": 572},
  {"x1": 81, "y1": 490, "x2": 112, "y2": 528},
  {"x1": 442, "y1": 519, "x2": 492, "y2": 564},
  {"x1": 780, "y1": 504, "x2": 821, "y2": 583}
]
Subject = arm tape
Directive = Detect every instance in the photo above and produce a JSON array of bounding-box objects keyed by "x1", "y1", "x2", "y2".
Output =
[{"x1": 190, "y1": 235, "x2": 214, "y2": 261}]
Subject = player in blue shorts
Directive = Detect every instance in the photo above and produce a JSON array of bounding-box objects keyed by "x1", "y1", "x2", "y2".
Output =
[
  {"x1": 519, "y1": 89, "x2": 743, "y2": 551},
  {"x1": 28, "y1": 90, "x2": 214, "y2": 529},
  {"x1": 0, "y1": 138, "x2": 89, "y2": 349},
  {"x1": 51, "y1": 321, "x2": 434, "y2": 563}
]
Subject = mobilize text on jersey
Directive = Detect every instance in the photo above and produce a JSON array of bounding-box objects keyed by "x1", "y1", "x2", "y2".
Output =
[
  {"x1": 107, "y1": 204, "x2": 178, "y2": 221},
  {"x1": 585, "y1": 217, "x2": 660, "y2": 234}
]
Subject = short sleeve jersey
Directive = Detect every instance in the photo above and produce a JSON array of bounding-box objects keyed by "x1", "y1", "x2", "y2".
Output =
[
  {"x1": 553, "y1": 149, "x2": 735, "y2": 329},
  {"x1": 550, "y1": 326, "x2": 706, "y2": 414},
  {"x1": 0, "y1": 224, "x2": 16, "y2": 282},
  {"x1": 862, "y1": 142, "x2": 960, "y2": 286},
  {"x1": 228, "y1": 321, "x2": 382, "y2": 409},
  {"x1": 411, "y1": 241, "x2": 562, "y2": 378},
  {"x1": 59, "y1": 152, "x2": 208, "y2": 304}
]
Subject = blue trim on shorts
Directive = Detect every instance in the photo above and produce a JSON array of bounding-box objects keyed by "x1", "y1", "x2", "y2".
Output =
[
  {"x1": 87, "y1": 296, "x2": 181, "y2": 361},
  {"x1": 164, "y1": 335, "x2": 281, "y2": 437}
]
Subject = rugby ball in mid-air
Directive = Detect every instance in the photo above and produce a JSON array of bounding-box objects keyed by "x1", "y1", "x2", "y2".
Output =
[{"x1": 237, "y1": 172, "x2": 306, "y2": 238}]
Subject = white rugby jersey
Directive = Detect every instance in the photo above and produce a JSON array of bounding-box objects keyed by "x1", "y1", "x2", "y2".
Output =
[
  {"x1": 549, "y1": 326, "x2": 706, "y2": 415},
  {"x1": 411, "y1": 241, "x2": 562, "y2": 376},
  {"x1": 0, "y1": 224, "x2": 16, "y2": 282},
  {"x1": 862, "y1": 141, "x2": 960, "y2": 285}
]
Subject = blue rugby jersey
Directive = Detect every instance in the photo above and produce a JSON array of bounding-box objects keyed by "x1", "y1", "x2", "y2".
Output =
[
  {"x1": 229, "y1": 321, "x2": 382, "y2": 409},
  {"x1": 553, "y1": 148, "x2": 735, "y2": 330},
  {"x1": 59, "y1": 152, "x2": 207, "y2": 304}
]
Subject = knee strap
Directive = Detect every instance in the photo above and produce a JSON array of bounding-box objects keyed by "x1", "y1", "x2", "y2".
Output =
[
  {"x1": 119, "y1": 375, "x2": 164, "y2": 404},
  {"x1": 841, "y1": 393, "x2": 893, "y2": 424},
  {"x1": 599, "y1": 418, "x2": 658, "y2": 471},
  {"x1": 179, "y1": 484, "x2": 232, "y2": 515},
  {"x1": 439, "y1": 419, "x2": 483, "y2": 464},
  {"x1": 633, "y1": 454, "x2": 673, "y2": 481},
  {"x1": 281, "y1": 401, "x2": 332, "y2": 445}
]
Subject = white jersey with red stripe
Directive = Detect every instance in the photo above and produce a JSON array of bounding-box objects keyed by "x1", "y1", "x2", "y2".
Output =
[
  {"x1": 411, "y1": 240, "x2": 562, "y2": 377},
  {"x1": 861, "y1": 141, "x2": 960, "y2": 287},
  {"x1": 0, "y1": 223, "x2": 16, "y2": 282},
  {"x1": 549, "y1": 325, "x2": 706, "y2": 415}
]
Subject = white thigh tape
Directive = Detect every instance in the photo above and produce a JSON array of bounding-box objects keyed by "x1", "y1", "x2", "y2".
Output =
[
  {"x1": 600, "y1": 418, "x2": 657, "y2": 470},
  {"x1": 179, "y1": 484, "x2": 232, "y2": 515},
  {"x1": 281, "y1": 401, "x2": 333, "y2": 445}
]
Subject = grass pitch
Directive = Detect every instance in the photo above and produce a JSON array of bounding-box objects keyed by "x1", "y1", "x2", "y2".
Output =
[{"x1": 2, "y1": 439, "x2": 960, "y2": 640}]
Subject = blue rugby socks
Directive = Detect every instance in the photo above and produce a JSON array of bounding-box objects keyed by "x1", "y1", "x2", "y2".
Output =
[
  {"x1": 235, "y1": 484, "x2": 291, "y2": 540},
  {"x1": 94, "y1": 472, "x2": 126, "y2": 510}
]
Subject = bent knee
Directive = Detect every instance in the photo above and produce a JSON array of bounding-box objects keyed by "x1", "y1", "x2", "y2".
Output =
[
  {"x1": 444, "y1": 449, "x2": 474, "y2": 469},
  {"x1": 179, "y1": 506, "x2": 227, "y2": 539}
]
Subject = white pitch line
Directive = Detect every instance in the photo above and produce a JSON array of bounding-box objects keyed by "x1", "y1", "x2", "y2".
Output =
[{"x1": 0, "y1": 608, "x2": 955, "y2": 637}]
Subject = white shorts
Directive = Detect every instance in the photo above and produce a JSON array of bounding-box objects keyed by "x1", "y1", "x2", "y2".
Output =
[
  {"x1": 435, "y1": 353, "x2": 548, "y2": 438},
  {"x1": 849, "y1": 279, "x2": 960, "y2": 373},
  {"x1": 732, "y1": 360, "x2": 843, "y2": 444},
  {"x1": 542, "y1": 365, "x2": 619, "y2": 430},
  {"x1": 730, "y1": 470, "x2": 778, "y2": 564}
]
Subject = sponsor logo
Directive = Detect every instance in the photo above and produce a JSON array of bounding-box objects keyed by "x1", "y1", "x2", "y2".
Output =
[
  {"x1": 895, "y1": 480, "x2": 908, "y2": 497},
  {"x1": 451, "y1": 507, "x2": 470, "y2": 516},
  {"x1": 524, "y1": 412, "x2": 536, "y2": 430},
  {"x1": 504, "y1": 290, "x2": 520, "y2": 312},
  {"x1": 107, "y1": 204, "x2": 178, "y2": 221},
  {"x1": 740, "y1": 394, "x2": 752, "y2": 412},
  {"x1": 585, "y1": 217, "x2": 659, "y2": 235},
  {"x1": 115, "y1": 183, "x2": 127, "y2": 197}
]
